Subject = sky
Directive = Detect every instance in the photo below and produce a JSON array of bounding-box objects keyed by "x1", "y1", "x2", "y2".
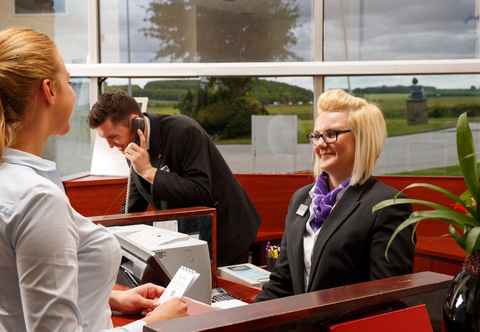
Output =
[{"x1": 26, "y1": 0, "x2": 480, "y2": 90}]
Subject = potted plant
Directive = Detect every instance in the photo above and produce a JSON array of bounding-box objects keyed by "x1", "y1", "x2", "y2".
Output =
[{"x1": 373, "y1": 112, "x2": 480, "y2": 331}]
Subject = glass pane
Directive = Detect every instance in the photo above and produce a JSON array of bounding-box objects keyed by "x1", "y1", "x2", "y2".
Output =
[
  {"x1": 44, "y1": 78, "x2": 92, "y2": 176},
  {"x1": 325, "y1": 75, "x2": 480, "y2": 176},
  {"x1": 325, "y1": 0, "x2": 479, "y2": 61},
  {"x1": 100, "y1": 0, "x2": 312, "y2": 63},
  {"x1": 101, "y1": 76, "x2": 314, "y2": 173},
  {"x1": 0, "y1": 1, "x2": 88, "y2": 63}
]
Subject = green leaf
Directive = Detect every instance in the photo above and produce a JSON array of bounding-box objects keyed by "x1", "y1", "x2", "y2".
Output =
[
  {"x1": 373, "y1": 199, "x2": 477, "y2": 227},
  {"x1": 410, "y1": 210, "x2": 476, "y2": 227},
  {"x1": 465, "y1": 226, "x2": 480, "y2": 254},
  {"x1": 411, "y1": 222, "x2": 419, "y2": 246},
  {"x1": 457, "y1": 113, "x2": 480, "y2": 204},
  {"x1": 395, "y1": 182, "x2": 477, "y2": 219},
  {"x1": 373, "y1": 198, "x2": 456, "y2": 213},
  {"x1": 385, "y1": 215, "x2": 423, "y2": 261},
  {"x1": 385, "y1": 210, "x2": 474, "y2": 260},
  {"x1": 448, "y1": 224, "x2": 466, "y2": 249}
]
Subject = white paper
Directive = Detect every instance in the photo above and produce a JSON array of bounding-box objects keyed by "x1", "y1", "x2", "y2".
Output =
[
  {"x1": 157, "y1": 266, "x2": 200, "y2": 304},
  {"x1": 90, "y1": 133, "x2": 129, "y2": 176},
  {"x1": 126, "y1": 228, "x2": 189, "y2": 251},
  {"x1": 153, "y1": 220, "x2": 178, "y2": 233},
  {"x1": 211, "y1": 299, "x2": 248, "y2": 309}
]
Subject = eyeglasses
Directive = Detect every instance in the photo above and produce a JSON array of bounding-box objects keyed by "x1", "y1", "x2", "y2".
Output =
[{"x1": 307, "y1": 129, "x2": 352, "y2": 145}]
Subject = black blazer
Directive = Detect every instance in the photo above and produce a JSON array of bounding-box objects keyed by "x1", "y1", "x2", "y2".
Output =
[
  {"x1": 256, "y1": 177, "x2": 414, "y2": 301},
  {"x1": 127, "y1": 114, "x2": 261, "y2": 266}
]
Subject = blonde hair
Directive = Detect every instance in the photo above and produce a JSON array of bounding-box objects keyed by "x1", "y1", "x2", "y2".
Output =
[
  {"x1": 314, "y1": 89, "x2": 387, "y2": 185},
  {"x1": 0, "y1": 27, "x2": 58, "y2": 159}
]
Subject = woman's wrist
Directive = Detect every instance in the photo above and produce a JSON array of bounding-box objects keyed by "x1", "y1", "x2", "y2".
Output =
[{"x1": 109, "y1": 290, "x2": 123, "y2": 311}]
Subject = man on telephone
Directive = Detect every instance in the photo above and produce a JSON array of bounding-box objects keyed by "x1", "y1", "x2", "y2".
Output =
[{"x1": 88, "y1": 92, "x2": 260, "y2": 266}]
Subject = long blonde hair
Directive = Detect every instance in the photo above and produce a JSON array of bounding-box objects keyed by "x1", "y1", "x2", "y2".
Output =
[
  {"x1": 0, "y1": 27, "x2": 58, "y2": 159},
  {"x1": 314, "y1": 89, "x2": 387, "y2": 185}
]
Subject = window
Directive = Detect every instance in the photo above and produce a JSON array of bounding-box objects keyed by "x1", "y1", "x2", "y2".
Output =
[
  {"x1": 101, "y1": 76, "x2": 314, "y2": 173},
  {"x1": 1, "y1": 1, "x2": 88, "y2": 63},
  {"x1": 324, "y1": 0, "x2": 478, "y2": 61},
  {"x1": 44, "y1": 78, "x2": 92, "y2": 177},
  {"x1": 326, "y1": 74, "x2": 480, "y2": 176},
  {"x1": 100, "y1": 0, "x2": 313, "y2": 63},
  {"x1": 14, "y1": 0, "x2": 66, "y2": 14}
]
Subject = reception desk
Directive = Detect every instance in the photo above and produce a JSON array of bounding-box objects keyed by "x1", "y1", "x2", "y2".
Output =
[{"x1": 144, "y1": 271, "x2": 452, "y2": 332}]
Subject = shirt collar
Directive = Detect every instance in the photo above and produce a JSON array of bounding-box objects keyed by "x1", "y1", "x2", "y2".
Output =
[
  {"x1": 4, "y1": 148, "x2": 57, "y2": 173},
  {"x1": 144, "y1": 115, "x2": 151, "y2": 151},
  {"x1": 3, "y1": 148, "x2": 64, "y2": 191}
]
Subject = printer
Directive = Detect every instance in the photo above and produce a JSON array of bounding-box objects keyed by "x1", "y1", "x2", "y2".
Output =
[{"x1": 108, "y1": 224, "x2": 212, "y2": 304}]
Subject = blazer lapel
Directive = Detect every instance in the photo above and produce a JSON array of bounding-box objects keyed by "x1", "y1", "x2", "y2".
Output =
[
  {"x1": 306, "y1": 185, "x2": 363, "y2": 291},
  {"x1": 289, "y1": 194, "x2": 312, "y2": 294}
]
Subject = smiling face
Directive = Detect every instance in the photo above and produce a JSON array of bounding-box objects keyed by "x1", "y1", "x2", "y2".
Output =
[
  {"x1": 96, "y1": 117, "x2": 134, "y2": 152},
  {"x1": 313, "y1": 111, "x2": 355, "y2": 184}
]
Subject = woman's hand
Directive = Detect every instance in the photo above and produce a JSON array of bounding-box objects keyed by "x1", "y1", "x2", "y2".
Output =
[
  {"x1": 143, "y1": 298, "x2": 188, "y2": 324},
  {"x1": 109, "y1": 283, "x2": 165, "y2": 314}
]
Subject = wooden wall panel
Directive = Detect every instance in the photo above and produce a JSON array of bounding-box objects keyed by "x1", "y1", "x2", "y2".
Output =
[
  {"x1": 234, "y1": 174, "x2": 313, "y2": 241},
  {"x1": 64, "y1": 174, "x2": 468, "y2": 276},
  {"x1": 64, "y1": 176, "x2": 126, "y2": 216}
]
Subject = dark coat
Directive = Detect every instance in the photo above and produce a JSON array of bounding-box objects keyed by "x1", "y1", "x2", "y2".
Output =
[
  {"x1": 256, "y1": 177, "x2": 414, "y2": 301},
  {"x1": 127, "y1": 114, "x2": 260, "y2": 266}
]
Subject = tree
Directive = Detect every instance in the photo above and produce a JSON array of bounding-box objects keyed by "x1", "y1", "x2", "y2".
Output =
[
  {"x1": 142, "y1": 1, "x2": 301, "y2": 138},
  {"x1": 177, "y1": 89, "x2": 194, "y2": 116},
  {"x1": 141, "y1": 0, "x2": 301, "y2": 62}
]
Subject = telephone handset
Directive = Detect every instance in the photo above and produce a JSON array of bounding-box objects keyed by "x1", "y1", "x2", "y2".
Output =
[
  {"x1": 124, "y1": 116, "x2": 146, "y2": 214},
  {"x1": 131, "y1": 116, "x2": 145, "y2": 145}
]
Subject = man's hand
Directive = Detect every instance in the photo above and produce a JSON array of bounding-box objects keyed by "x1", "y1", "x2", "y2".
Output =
[
  {"x1": 124, "y1": 129, "x2": 157, "y2": 183},
  {"x1": 110, "y1": 283, "x2": 165, "y2": 314}
]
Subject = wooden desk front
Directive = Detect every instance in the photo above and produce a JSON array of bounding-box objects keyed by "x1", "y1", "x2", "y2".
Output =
[{"x1": 145, "y1": 271, "x2": 452, "y2": 332}]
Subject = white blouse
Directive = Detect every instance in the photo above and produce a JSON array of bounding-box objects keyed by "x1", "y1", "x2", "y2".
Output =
[{"x1": 0, "y1": 148, "x2": 144, "y2": 332}]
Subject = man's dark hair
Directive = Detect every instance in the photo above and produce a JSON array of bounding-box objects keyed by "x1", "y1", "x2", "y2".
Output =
[{"x1": 88, "y1": 91, "x2": 142, "y2": 128}]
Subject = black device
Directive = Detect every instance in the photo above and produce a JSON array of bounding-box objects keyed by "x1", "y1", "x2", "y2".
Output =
[
  {"x1": 211, "y1": 288, "x2": 236, "y2": 303},
  {"x1": 131, "y1": 116, "x2": 145, "y2": 145}
]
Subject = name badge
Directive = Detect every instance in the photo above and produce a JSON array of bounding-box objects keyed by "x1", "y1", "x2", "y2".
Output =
[{"x1": 296, "y1": 204, "x2": 308, "y2": 216}]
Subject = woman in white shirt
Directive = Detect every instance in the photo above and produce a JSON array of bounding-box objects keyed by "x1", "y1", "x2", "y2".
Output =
[{"x1": 0, "y1": 27, "x2": 187, "y2": 332}]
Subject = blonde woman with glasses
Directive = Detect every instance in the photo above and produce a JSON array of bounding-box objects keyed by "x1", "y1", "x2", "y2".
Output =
[
  {"x1": 0, "y1": 27, "x2": 186, "y2": 332},
  {"x1": 256, "y1": 89, "x2": 415, "y2": 301}
]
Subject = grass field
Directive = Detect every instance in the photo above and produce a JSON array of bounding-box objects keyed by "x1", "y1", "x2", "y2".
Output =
[
  {"x1": 360, "y1": 93, "x2": 480, "y2": 118},
  {"x1": 390, "y1": 164, "x2": 462, "y2": 176},
  {"x1": 364, "y1": 93, "x2": 409, "y2": 118},
  {"x1": 267, "y1": 104, "x2": 313, "y2": 120},
  {"x1": 145, "y1": 95, "x2": 480, "y2": 143},
  {"x1": 148, "y1": 105, "x2": 179, "y2": 115},
  {"x1": 386, "y1": 118, "x2": 458, "y2": 136}
]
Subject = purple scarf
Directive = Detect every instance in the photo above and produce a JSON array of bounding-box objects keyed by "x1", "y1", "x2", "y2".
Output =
[{"x1": 310, "y1": 172, "x2": 350, "y2": 232}]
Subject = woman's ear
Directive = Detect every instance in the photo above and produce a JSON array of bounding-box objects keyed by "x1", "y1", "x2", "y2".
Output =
[{"x1": 40, "y1": 78, "x2": 56, "y2": 106}]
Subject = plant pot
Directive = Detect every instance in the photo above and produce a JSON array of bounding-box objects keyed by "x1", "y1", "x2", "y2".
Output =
[{"x1": 443, "y1": 252, "x2": 480, "y2": 331}]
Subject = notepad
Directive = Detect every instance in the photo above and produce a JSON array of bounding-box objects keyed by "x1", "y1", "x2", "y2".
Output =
[{"x1": 156, "y1": 266, "x2": 200, "y2": 305}]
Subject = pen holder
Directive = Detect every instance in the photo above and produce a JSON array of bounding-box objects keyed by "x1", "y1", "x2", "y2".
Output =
[
  {"x1": 266, "y1": 256, "x2": 278, "y2": 271},
  {"x1": 265, "y1": 242, "x2": 280, "y2": 271}
]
